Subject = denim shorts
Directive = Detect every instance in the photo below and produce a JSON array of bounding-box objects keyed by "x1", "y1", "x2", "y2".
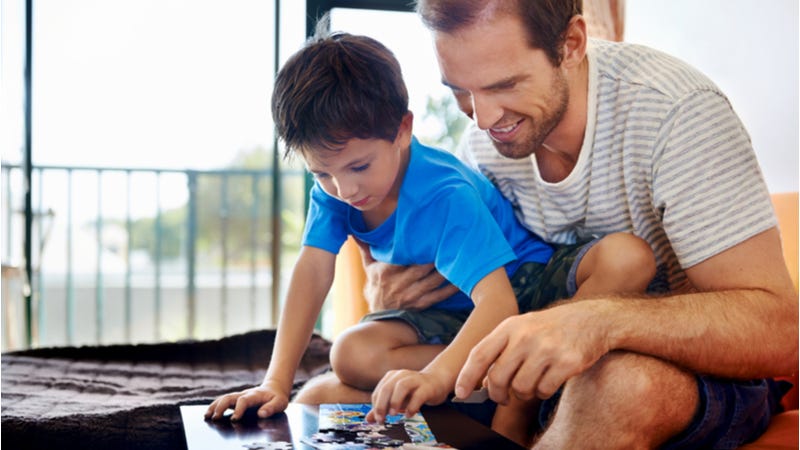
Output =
[
  {"x1": 448, "y1": 377, "x2": 790, "y2": 448},
  {"x1": 532, "y1": 376, "x2": 791, "y2": 449},
  {"x1": 659, "y1": 377, "x2": 791, "y2": 449}
]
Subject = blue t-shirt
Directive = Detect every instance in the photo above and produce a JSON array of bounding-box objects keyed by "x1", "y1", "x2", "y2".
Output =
[{"x1": 302, "y1": 138, "x2": 553, "y2": 310}]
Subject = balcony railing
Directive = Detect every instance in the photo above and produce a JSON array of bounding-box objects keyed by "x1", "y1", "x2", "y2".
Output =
[{"x1": 1, "y1": 162, "x2": 308, "y2": 350}]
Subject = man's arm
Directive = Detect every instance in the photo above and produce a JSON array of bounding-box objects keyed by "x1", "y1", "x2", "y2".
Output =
[
  {"x1": 607, "y1": 226, "x2": 797, "y2": 377},
  {"x1": 456, "y1": 227, "x2": 797, "y2": 402}
]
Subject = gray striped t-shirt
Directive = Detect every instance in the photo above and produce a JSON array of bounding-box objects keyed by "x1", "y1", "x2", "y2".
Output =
[{"x1": 459, "y1": 39, "x2": 776, "y2": 293}]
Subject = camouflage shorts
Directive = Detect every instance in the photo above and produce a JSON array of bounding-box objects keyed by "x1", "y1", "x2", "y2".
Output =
[{"x1": 361, "y1": 240, "x2": 598, "y2": 345}]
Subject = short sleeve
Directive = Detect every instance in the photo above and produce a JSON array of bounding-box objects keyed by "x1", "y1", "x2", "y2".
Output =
[
  {"x1": 301, "y1": 182, "x2": 350, "y2": 255},
  {"x1": 652, "y1": 90, "x2": 776, "y2": 268},
  {"x1": 413, "y1": 184, "x2": 517, "y2": 296}
]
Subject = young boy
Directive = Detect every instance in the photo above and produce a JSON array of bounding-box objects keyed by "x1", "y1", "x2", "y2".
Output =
[{"x1": 205, "y1": 25, "x2": 656, "y2": 441}]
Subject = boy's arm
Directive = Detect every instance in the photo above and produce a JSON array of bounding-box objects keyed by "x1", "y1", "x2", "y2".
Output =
[
  {"x1": 369, "y1": 267, "x2": 518, "y2": 421},
  {"x1": 205, "y1": 245, "x2": 335, "y2": 420},
  {"x1": 265, "y1": 245, "x2": 336, "y2": 390},
  {"x1": 425, "y1": 267, "x2": 519, "y2": 383}
]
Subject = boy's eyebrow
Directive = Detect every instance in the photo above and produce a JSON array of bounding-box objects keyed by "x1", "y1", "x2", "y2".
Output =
[{"x1": 306, "y1": 154, "x2": 372, "y2": 172}]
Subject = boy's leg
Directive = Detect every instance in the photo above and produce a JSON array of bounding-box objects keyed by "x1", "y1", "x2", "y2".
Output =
[
  {"x1": 299, "y1": 308, "x2": 468, "y2": 404},
  {"x1": 491, "y1": 397, "x2": 542, "y2": 447},
  {"x1": 293, "y1": 371, "x2": 373, "y2": 404},
  {"x1": 573, "y1": 232, "x2": 656, "y2": 297},
  {"x1": 330, "y1": 319, "x2": 445, "y2": 391}
]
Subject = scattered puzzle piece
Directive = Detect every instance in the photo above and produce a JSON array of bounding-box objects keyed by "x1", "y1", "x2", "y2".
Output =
[{"x1": 242, "y1": 440, "x2": 293, "y2": 449}]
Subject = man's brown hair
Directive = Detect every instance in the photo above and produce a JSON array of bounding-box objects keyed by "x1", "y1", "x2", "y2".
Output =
[
  {"x1": 271, "y1": 19, "x2": 409, "y2": 157},
  {"x1": 415, "y1": 0, "x2": 582, "y2": 65}
]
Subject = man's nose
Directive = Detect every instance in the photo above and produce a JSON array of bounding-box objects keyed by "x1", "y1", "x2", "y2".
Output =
[{"x1": 471, "y1": 94, "x2": 503, "y2": 131}]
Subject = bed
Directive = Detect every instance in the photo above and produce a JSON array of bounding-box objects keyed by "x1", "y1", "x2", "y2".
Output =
[{"x1": 1, "y1": 329, "x2": 332, "y2": 450}]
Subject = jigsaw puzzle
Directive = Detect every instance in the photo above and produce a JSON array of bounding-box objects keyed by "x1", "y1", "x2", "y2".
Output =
[{"x1": 299, "y1": 404, "x2": 448, "y2": 450}]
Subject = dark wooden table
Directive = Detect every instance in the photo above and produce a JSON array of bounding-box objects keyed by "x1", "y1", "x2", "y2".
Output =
[{"x1": 180, "y1": 403, "x2": 524, "y2": 450}]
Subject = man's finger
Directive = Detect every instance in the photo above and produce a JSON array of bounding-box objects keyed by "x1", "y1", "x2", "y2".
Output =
[
  {"x1": 507, "y1": 354, "x2": 548, "y2": 401},
  {"x1": 354, "y1": 237, "x2": 375, "y2": 265},
  {"x1": 414, "y1": 282, "x2": 459, "y2": 309},
  {"x1": 455, "y1": 328, "x2": 510, "y2": 398}
]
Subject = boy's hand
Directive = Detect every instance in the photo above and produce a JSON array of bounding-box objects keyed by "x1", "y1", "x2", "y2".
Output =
[
  {"x1": 366, "y1": 369, "x2": 450, "y2": 424},
  {"x1": 204, "y1": 380, "x2": 290, "y2": 421}
]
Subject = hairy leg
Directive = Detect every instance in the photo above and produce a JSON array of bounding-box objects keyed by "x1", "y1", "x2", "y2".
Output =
[
  {"x1": 533, "y1": 351, "x2": 697, "y2": 450},
  {"x1": 330, "y1": 320, "x2": 445, "y2": 390},
  {"x1": 574, "y1": 233, "x2": 657, "y2": 297}
]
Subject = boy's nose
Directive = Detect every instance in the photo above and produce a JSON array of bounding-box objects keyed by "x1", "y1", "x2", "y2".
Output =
[{"x1": 335, "y1": 178, "x2": 358, "y2": 200}]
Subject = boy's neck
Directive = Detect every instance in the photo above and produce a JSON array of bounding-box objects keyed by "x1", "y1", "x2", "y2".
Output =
[{"x1": 361, "y1": 143, "x2": 411, "y2": 230}]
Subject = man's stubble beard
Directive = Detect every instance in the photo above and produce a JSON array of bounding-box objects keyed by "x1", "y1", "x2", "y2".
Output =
[{"x1": 491, "y1": 70, "x2": 570, "y2": 160}]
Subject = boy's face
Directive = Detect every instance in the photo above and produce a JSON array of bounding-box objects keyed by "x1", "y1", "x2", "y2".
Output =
[{"x1": 303, "y1": 115, "x2": 412, "y2": 215}]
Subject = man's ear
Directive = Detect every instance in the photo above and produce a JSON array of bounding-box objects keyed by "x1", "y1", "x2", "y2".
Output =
[
  {"x1": 395, "y1": 111, "x2": 414, "y2": 148},
  {"x1": 562, "y1": 15, "x2": 588, "y2": 69}
]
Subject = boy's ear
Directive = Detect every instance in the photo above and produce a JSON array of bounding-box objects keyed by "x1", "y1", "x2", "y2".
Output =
[{"x1": 395, "y1": 112, "x2": 414, "y2": 149}]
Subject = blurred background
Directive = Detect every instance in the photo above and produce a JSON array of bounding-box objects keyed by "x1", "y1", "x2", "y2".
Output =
[{"x1": 1, "y1": 0, "x2": 796, "y2": 350}]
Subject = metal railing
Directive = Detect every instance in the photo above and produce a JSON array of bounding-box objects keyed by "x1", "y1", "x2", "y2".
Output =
[{"x1": 1, "y1": 162, "x2": 307, "y2": 349}]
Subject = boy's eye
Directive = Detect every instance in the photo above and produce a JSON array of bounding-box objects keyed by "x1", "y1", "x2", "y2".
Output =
[
  {"x1": 352, "y1": 164, "x2": 369, "y2": 173},
  {"x1": 312, "y1": 172, "x2": 329, "y2": 179}
]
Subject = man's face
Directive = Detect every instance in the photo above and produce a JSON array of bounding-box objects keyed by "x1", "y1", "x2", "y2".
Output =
[{"x1": 434, "y1": 12, "x2": 569, "y2": 159}]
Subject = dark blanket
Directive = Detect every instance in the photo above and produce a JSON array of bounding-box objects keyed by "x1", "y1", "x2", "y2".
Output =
[{"x1": 1, "y1": 329, "x2": 332, "y2": 450}]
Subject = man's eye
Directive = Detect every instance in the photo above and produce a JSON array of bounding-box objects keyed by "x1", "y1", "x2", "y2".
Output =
[{"x1": 352, "y1": 164, "x2": 369, "y2": 173}]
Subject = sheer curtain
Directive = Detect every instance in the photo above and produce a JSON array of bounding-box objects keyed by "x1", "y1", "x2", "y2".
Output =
[{"x1": 584, "y1": 0, "x2": 625, "y2": 41}]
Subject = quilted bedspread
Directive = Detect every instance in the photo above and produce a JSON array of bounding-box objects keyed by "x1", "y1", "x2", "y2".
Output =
[{"x1": 0, "y1": 329, "x2": 332, "y2": 450}]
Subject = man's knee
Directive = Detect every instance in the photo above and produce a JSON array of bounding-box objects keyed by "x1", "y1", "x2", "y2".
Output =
[
  {"x1": 575, "y1": 351, "x2": 695, "y2": 406},
  {"x1": 559, "y1": 351, "x2": 698, "y2": 445}
]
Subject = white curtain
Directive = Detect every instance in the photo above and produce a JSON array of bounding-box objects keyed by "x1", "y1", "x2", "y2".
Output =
[{"x1": 584, "y1": 0, "x2": 625, "y2": 41}]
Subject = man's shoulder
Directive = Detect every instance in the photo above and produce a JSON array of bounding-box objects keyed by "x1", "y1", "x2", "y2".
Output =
[{"x1": 589, "y1": 39, "x2": 721, "y2": 100}]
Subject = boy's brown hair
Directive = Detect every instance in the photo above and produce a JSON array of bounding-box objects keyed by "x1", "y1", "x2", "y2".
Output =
[{"x1": 272, "y1": 19, "x2": 409, "y2": 157}]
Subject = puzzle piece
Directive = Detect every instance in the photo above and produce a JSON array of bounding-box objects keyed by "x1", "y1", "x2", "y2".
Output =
[
  {"x1": 242, "y1": 441, "x2": 293, "y2": 450},
  {"x1": 262, "y1": 442, "x2": 293, "y2": 450},
  {"x1": 451, "y1": 387, "x2": 489, "y2": 404}
]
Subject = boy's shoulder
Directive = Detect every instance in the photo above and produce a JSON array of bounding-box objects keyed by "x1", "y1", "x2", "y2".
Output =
[
  {"x1": 408, "y1": 138, "x2": 481, "y2": 185},
  {"x1": 404, "y1": 138, "x2": 496, "y2": 207}
]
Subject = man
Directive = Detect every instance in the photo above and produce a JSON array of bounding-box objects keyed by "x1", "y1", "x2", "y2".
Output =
[{"x1": 297, "y1": 1, "x2": 798, "y2": 448}]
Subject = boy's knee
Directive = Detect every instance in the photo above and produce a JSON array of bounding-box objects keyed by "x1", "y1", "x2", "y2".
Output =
[
  {"x1": 597, "y1": 233, "x2": 656, "y2": 281},
  {"x1": 330, "y1": 327, "x2": 380, "y2": 390}
]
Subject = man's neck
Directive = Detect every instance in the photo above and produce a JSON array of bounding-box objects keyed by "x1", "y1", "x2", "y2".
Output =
[{"x1": 537, "y1": 57, "x2": 590, "y2": 183}]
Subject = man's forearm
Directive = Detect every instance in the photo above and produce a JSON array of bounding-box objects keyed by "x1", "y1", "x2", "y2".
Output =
[{"x1": 598, "y1": 288, "x2": 798, "y2": 378}]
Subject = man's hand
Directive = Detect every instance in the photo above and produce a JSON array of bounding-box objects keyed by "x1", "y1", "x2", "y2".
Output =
[
  {"x1": 454, "y1": 302, "x2": 610, "y2": 404},
  {"x1": 356, "y1": 239, "x2": 459, "y2": 311},
  {"x1": 204, "y1": 380, "x2": 290, "y2": 421}
]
